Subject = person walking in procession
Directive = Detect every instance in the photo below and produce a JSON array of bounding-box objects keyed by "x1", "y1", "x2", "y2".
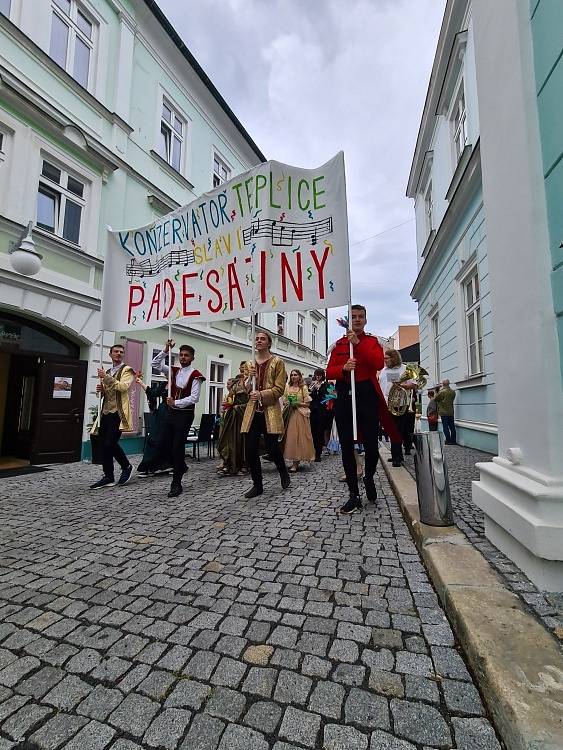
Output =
[
  {"x1": 217, "y1": 361, "x2": 250, "y2": 476},
  {"x1": 150, "y1": 339, "x2": 205, "y2": 498},
  {"x1": 326, "y1": 305, "x2": 400, "y2": 514},
  {"x1": 283, "y1": 369, "x2": 315, "y2": 472},
  {"x1": 435, "y1": 379, "x2": 457, "y2": 444},
  {"x1": 309, "y1": 368, "x2": 330, "y2": 462},
  {"x1": 241, "y1": 330, "x2": 290, "y2": 498},
  {"x1": 379, "y1": 349, "x2": 417, "y2": 467},
  {"x1": 426, "y1": 389, "x2": 439, "y2": 431},
  {"x1": 90, "y1": 344, "x2": 134, "y2": 489}
]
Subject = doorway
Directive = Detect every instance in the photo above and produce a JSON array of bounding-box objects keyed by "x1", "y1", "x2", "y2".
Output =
[{"x1": 0, "y1": 313, "x2": 88, "y2": 465}]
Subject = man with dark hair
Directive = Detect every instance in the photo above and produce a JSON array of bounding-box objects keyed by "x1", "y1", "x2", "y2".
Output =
[
  {"x1": 326, "y1": 305, "x2": 400, "y2": 514},
  {"x1": 241, "y1": 330, "x2": 290, "y2": 498},
  {"x1": 90, "y1": 343, "x2": 134, "y2": 489},
  {"x1": 150, "y1": 338, "x2": 205, "y2": 497}
]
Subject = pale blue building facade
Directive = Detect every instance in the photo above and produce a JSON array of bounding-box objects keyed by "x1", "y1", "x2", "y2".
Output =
[{"x1": 407, "y1": 1, "x2": 497, "y2": 453}]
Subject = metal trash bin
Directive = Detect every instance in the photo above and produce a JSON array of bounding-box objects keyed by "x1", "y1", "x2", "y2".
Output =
[{"x1": 413, "y1": 431, "x2": 453, "y2": 526}]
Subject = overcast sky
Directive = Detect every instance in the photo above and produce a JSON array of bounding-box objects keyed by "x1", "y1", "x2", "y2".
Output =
[{"x1": 158, "y1": 0, "x2": 445, "y2": 340}]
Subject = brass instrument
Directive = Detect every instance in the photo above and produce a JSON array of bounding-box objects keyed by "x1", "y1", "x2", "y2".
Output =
[{"x1": 387, "y1": 364, "x2": 429, "y2": 417}]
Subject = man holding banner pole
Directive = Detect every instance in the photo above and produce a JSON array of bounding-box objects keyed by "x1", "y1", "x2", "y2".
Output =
[
  {"x1": 327, "y1": 304, "x2": 400, "y2": 514},
  {"x1": 150, "y1": 338, "x2": 205, "y2": 498}
]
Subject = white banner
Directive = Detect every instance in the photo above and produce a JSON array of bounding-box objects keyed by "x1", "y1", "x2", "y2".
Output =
[{"x1": 101, "y1": 152, "x2": 349, "y2": 332}]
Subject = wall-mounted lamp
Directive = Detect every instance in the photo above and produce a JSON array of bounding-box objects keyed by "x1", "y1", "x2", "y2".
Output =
[{"x1": 9, "y1": 221, "x2": 42, "y2": 276}]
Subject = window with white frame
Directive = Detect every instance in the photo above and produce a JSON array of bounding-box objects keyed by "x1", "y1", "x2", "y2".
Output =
[
  {"x1": 424, "y1": 181, "x2": 434, "y2": 235},
  {"x1": 464, "y1": 271, "x2": 483, "y2": 375},
  {"x1": 431, "y1": 313, "x2": 440, "y2": 382},
  {"x1": 208, "y1": 361, "x2": 227, "y2": 415},
  {"x1": 277, "y1": 313, "x2": 285, "y2": 336},
  {"x1": 297, "y1": 314, "x2": 305, "y2": 344},
  {"x1": 36, "y1": 159, "x2": 86, "y2": 245},
  {"x1": 158, "y1": 99, "x2": 185, "y2": 173},
  {"x1": 0, "y1": 0, "x2": 11, "y2": 18},
  {"x1": 452, "y1": 84, "x2": 468, "y2": 163},
  {"x1": 311, "y1": 323, "x2": 317, "y2": 351},
  {"x1": 49, "y1": 0, "x2": 96, "y2": 89},
  {"x1": 213, "y1": 154, "x2": 231, "y2": 188}
]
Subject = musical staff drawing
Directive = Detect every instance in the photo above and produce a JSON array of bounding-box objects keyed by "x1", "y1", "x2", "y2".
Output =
[
  {"x1": 126, "y1": 247, "x2": 196, "y2": 279},
  {"x1": 242, "y1": 217, "x2": 333, "y2": 247}
]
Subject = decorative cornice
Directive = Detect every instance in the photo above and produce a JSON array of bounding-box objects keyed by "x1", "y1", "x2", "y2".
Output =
[{"x1": 435, "y1": 30, "x2": 468, "y2": 116}]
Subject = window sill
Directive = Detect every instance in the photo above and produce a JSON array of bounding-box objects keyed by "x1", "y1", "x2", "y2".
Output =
[
  {"x1": 34, "y1": 226, "x2": 103, "y2": 267},
  {"x1": 455, "y1": 374, "x2": 484, "y2": 388},
  {"x1": 150, "y1": 150, "x2": 195, "y2": 192},
  {"x1": 445, "y1": 144, "x2": 473, "y2": 202},
  {"x1": 421, "y1": 229, "x2": 436, "y2": 259}
]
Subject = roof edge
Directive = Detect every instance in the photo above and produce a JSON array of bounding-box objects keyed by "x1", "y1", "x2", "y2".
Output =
[{"x1": 143, "y1": 0, "x2": 267, "y2": 164}]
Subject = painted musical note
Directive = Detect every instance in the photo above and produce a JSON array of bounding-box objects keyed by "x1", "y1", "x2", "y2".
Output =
[
  {"x1": 132, "y1": 315, "x2": 137, "y2": 324},
  {"x1": 231, "y1": 209, "x2": 236, "y2": 221},
  {"x1": 251, "y1": 243, "x2": 256, "y2": 256},
  {"x1": 222, "y1": 302, "x2": 228, "y2": 313},
  {"x1": 276, "y1": 172, "x2": 285, "y2": 191},
  {"x1": 207, "y1": 237, "x2": 211, "y2": 249},
  {"x1": 142, "y1": 310, "x2": 146, "y2": 320},
  {"x1": 308, "y1": 210, "x2": 314, "y2": 220},
  {"x1": 279, "y1": 212, "x2": 286, "y2": 221},
  {"x1": 175, "y1": 270, "x2": 180, "y2": 281},
  {"x1": 220, "y1": 265, "x2": 225, "y2": 278},
  {"x1": 199, "y1": 270, "x2": 204, "y2": 280},
  {"x1": 306, "y1": 267, "x2": 312, "y2": 280},
  {"x1": 253, "y1": 209, "x2": 262, "y2": 219},
  {"x1": 292, "y1": 245, "x2": 301, "y2": 253},
  {"x1": 271, "y1": 295, "x2": 277, "y2": 308},
  {"x1": 329, "y1": 280, "x2": 334, "y2": 291},
  {"x1": 324, "y1": 240, "x2": 334, "y2": 254}
]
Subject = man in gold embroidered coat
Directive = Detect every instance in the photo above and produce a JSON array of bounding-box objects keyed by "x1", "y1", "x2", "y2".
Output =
[
  {"x1": 241, "y1": 330, "x2": 290, "y2": 498},
  {"x1": 90, "y1": 343, "x2": 135, "y2": 490}
]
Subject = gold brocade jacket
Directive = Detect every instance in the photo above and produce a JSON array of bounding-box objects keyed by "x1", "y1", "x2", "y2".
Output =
[
  {"x1": 101, "y1": 365, "x2": 135, "y2": 432},
  {"x1": 241, "y1": 356, "x2": 286, "y2": 434}
]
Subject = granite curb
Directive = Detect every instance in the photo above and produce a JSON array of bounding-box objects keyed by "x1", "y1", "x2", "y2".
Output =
[{"x1": 380, "y1": 445, "x2": 563, "y2": 750}]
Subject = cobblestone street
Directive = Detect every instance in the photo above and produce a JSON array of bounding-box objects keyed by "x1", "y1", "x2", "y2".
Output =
[{"x1": 0, "y1": 455, "x2": 501, "y2": 750}]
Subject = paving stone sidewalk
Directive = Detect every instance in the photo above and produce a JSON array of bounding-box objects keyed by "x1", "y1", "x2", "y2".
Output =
[
  {"x1": 0, "y1": 455, "x2": 502, "y2": 749},
  {"x1": 398, "y1": 442, "x2": 563, "y2": 636}
]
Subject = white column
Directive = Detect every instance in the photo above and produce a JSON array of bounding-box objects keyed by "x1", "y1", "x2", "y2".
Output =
[{"x1": 471, "y1": 0, "x2": 563, "y2": 590}]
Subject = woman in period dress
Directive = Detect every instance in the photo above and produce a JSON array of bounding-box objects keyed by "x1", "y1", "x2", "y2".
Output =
[
  {"x1": 217, "y1": 361, "x2": 250, "y2": 476},
  {"x1": 136, "y1": 376, "x2": 172, "y2": 475},
  {"x1": 283, "y1": 369, "x2": 316, "y2": 472},
  {"x1": 308, "y1": 368, "x2": 330, "y2": 462}
]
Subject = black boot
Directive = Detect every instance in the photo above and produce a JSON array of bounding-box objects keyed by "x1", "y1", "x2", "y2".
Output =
[
  {"x1": 363, "y1": 477, "x2": 377, "y2": 503},
  {"x1": 244, "y1": 485, "x2": 263, "y2": 499},
  {"x1": 280, "y1": 469, "x2": 291, "y2": 490},
  {"x1": 167, "y1": 476, "x2": 183, "y2": 498}
]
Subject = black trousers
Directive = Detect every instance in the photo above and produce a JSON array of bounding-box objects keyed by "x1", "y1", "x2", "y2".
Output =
[
  {"x1": 441, "y1": 415, "x2": 457, "y2": 443},
  {"x1": 156, "y1": 408, "x2": 194, "y2": 482},
  {"x1": 310, "y1": 408, "x2": 326, "y2": 460},
  {"x1": 390, "y1": 412, "x2": 413, "y2": 463},
  {"x1": 100, "y1": 412, "x2": 129, "y2": 479},
  {"x1": 335, "y1": 380, "x2": 380, "y2": 496},
  {"x1": 246, "y1": 412, "x2": 287, "y2": 489}
]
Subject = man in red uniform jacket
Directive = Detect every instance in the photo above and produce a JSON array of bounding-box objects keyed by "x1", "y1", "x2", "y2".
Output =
[{"x1": 326, "y1": 304, "x2": 400, "y2": 514}]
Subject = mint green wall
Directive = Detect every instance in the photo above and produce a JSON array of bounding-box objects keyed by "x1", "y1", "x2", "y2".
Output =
[{"x1": 530, "y1": 0, "x2": 563, "y2": 378}]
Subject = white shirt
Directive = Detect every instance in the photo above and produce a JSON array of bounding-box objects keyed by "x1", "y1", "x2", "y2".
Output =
[
  {"x1": 152, "y1": 350, "x2": 202, "y2": 409},
  {"x1": 378, "y1": 364, "x2": 406, "y2": 400}
]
